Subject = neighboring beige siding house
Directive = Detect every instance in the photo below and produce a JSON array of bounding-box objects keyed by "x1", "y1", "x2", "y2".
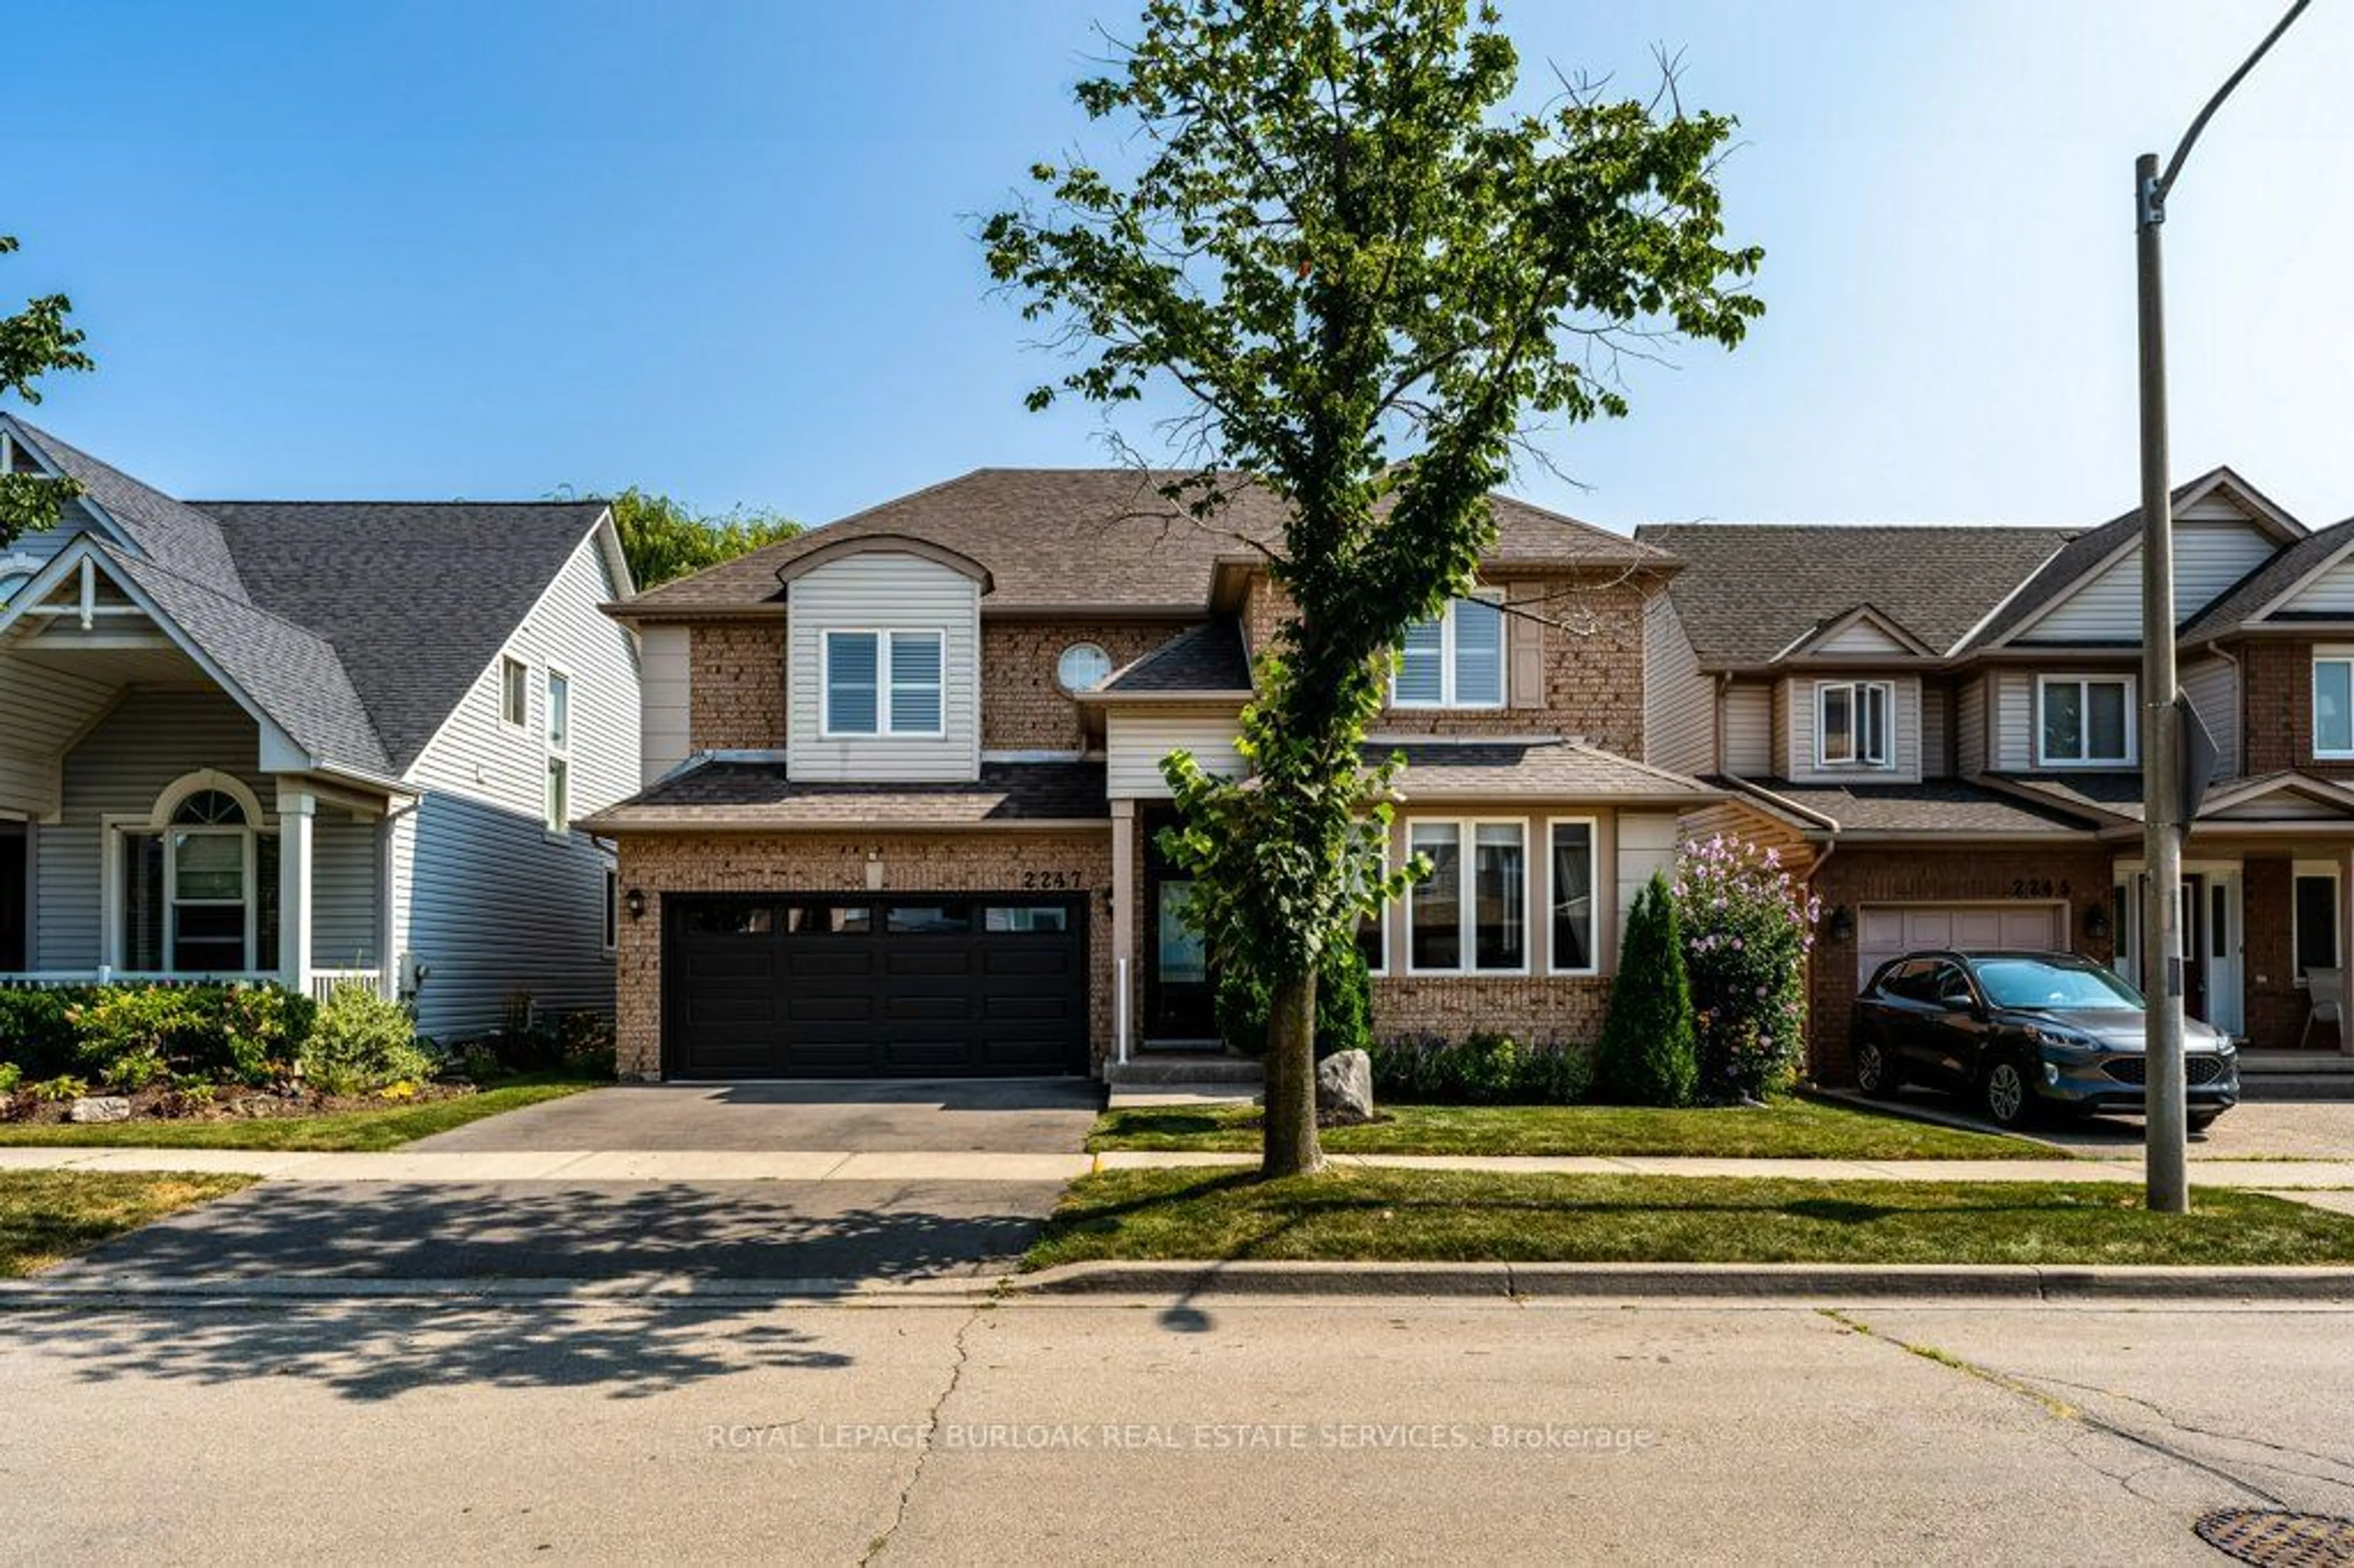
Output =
[{"x1": 588, "y1": 469, "x2": 1719, "y2": 1081}]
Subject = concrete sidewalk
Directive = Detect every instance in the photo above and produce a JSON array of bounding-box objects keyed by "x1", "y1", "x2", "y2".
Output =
[{"x1": 6, "y1": 1144, "x2": 2354, "y2": 1188}]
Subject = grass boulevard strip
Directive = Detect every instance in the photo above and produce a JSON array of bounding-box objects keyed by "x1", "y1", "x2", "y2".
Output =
[
  {"x1": 1086, "y1": 1097, "x2": 2052, "y2": 1161},
  {"x1": 0, "y1": 1171, "x2": 257, "y2": 1277},
  {"x1": 1026, "y1": 1168, "x2": 2354, "y2": 1271}
]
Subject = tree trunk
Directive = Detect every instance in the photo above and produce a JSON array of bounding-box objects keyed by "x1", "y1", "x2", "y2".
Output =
[{"x1": 1260, "y1": 968, "x2": 1324, "y2": 1178}]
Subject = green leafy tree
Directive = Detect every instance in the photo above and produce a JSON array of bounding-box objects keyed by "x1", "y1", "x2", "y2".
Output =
[
  {"x1": 604, "y1": 487, "x2": 802, "y2": 590},
  {"x1": 0, "y1": 234, "x2": 95, "y2": 549},
  {"x1": 985, "y1": 0, "x2": 1760, "y2": 1174},
  {"x1": 1595, "y1": 872, "x2": 1697, "y2": 1107}
]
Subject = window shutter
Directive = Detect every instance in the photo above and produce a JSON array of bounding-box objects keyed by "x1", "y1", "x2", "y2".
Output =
[{"x1": 1508, "y1": 587, "x2": 1545, "y2": 709}]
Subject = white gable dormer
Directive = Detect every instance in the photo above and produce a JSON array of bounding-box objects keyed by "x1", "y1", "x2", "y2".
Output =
[
  {"x1": 784, "y1": 535, "x2": 986, "y2": 783},
  {"x1": 2008, "y1": 472, "x2": 2302, "y2": 647}
]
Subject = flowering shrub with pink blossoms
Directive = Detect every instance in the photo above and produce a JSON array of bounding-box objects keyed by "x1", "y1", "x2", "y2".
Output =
[{"x1": 1673, "y1": 834, "x2": 1821, "y2": 1102}]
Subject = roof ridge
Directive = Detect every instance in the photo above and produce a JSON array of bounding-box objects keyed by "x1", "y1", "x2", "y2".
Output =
[{"x1": 192, "y1": 498, "x2": 611, "y2": 508}]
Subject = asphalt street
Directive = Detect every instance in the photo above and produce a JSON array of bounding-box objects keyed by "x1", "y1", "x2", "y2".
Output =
[{"x1": 5, "y1": 1295, "x2": 2349, "y2": 1564}]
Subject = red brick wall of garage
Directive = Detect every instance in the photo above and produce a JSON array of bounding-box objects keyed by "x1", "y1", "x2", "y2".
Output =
[
  {"x1": 689, "y1": 622, "x2": 788, "y2": 752},
  {"x1": 1805, "y1": 844, "x2": 2117, "y2": 1084},
  {"x1": 611, "y1": 829, "x2": 1114, "y2": 1079}
]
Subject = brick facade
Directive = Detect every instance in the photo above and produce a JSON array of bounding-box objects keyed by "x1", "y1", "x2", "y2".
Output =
[
  {"x1": 1804, "y1": 845, "x2": 2117, "y2": 1084},
  {"x1": 980, "y1": 619, "x2": 1177, "y2": 750},
  {"x1": 1370, "y1": 974, "x2": 1610, "y2": 1045},
  {"x1": 2241, "y1": 637, "x2": 2354, "y2": 778},
  {"x1": 688, "y1": 621, "x2": 788, "y2": 752},
  {"x1": 2240, "y1": 854, "x2": 2309, "y2": 1051},
  {"x1": 611, "y1": 829, "x2": 1114, "y2": 1079}
]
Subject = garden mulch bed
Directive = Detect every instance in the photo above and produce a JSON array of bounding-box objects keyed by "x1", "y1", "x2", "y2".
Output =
[{"x1": 0, "y1": 1080, "x2": 488, "y2": 1127}]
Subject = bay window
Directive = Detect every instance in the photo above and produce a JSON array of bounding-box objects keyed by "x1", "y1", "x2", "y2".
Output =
[
  {"x1": 1815, "y1": 680, "x2": 1891, "y2": 769},
  {"x1": 1392, "y1": 594, "x2": 1505, "y2": 709},
  {"x1": 1407, "y1": 819, "x2": 1528, "y2": 974},
  {"x1": 2038, "y1": 675, "x2": 2134, "y2": 766},
  {"x1": 825, "y1": 630, "x2": 945, "y2": 737}
]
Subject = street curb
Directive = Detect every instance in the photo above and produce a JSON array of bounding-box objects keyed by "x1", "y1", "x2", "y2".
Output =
[
  {"x1": 1010, "y1": 1259, "x2": 2354, "y2": 1303},
  {"x1": 0, "y1": 1274, "x2": 1007, "y2": 1310}
]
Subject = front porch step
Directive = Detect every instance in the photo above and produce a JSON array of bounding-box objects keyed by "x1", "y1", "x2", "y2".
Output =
[
  {"x1": 2239, "y1": 1051, "x2": 2354, "y2": 1075},
  {"x1": 1105, "y1": 1052, "x2": 1263, "y2": 1087}
]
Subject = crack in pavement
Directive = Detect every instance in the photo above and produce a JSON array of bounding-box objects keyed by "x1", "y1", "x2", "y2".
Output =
[
  {"x1": 2021, "y1": 1374, "x2": 2354, "y2": 1495},
  {"x1": 1817, "y1": 1309, "x2": 2289, "y2": 1510},
  {"x1": 861, "y1": 1303, "x2": 986, "y2": 1565}
]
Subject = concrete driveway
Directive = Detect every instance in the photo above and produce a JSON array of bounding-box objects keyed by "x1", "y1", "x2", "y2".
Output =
[
  {"x1": 1851, "y1": 1087, "x2": 2354, "y2": 1160},
  {"x1": 409, "y1": 1078, "x2": 1105, "y2": 1155}
]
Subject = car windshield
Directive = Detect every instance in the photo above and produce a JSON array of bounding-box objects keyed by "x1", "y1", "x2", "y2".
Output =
[{"x1": 1972, "y1": 958, "x2": 2143, "y2": 1012}]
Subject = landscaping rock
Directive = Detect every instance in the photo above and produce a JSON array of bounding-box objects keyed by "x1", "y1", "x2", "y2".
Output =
[
  {"x1": 66, "y1": 1096, "x2": 133, "y2": 1124},
  {"x1": 1316, "y1": 1049, "x2": 1374, "y2": 1121}
]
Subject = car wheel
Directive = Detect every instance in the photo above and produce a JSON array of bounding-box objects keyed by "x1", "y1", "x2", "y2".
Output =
[
  {"x1": 1854, "y1": 1038, "x2": 1901, "y2": 1098},
  {"x1": 1982, "y1": 1056, "x2": 2036, "y2": 1130}
]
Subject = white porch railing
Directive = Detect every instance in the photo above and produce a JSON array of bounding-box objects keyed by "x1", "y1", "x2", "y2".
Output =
[{"x1": 0, "y1": 969, "x2": 394, "y2": 1003}]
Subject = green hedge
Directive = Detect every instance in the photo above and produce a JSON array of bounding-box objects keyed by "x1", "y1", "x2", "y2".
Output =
[
  {"x1": 0, "y1": 981, "x2": 433, "y2": 1095},
  {"x1": 1369, "y1": 1032, "x2": 1595, "y2": 1106}
]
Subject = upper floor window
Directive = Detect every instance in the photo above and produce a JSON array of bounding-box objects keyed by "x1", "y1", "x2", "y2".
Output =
[
  {"x1": 544, "y1": 669, "x2": 572, "y2": 834},
  {"x1": 1392, "y1": 595, "x2": 1504, "y2": 709},
  {"x1": 2037, "y1": 675, "x2": 2134, "y2": 767},
  {"x1": 2315, "y1": 656, "x2": 2354, "y2": 758},
  {"x1": 500, "y1": 655, "x2": 529, "y2": 729},
  {"x1": 824, "y1": 630, "x2": 945, "y2": 737},
  {"x1": 1815, "y1": 680, "x2": 1892, "y2": 769}
]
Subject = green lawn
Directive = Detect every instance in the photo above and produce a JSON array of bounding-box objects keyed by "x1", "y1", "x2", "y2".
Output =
[
  {"x1": 1087, "y1": 1096, "x2": 2047, "y2": 1160},
  {"x1": 1029, "y1": 1168, "x2": 2354, "y2": 1270},
  {"x1": 0, "y1": 1170, "x2": 256, "y2": 1276},
  {"x1": 0, "y1": 1073, "x2": 598, "y2": 1152}
]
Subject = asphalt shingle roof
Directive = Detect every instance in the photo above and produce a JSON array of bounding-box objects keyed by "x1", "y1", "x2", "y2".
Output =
[
  {"x1": 581, "y1": 759, "x2": 1112, "y2": 831},
  {"x1": 197, "y1": 500, "x2": 614, "y2": 772},
  {"x1": 1100, "y1": 620, "x2": 1252, "y2": 694},
  {"x1": 1633, "y1": 523, "x2": 2074, "y2": 666},
  {"x1": 1727, "y1": 778, "x2": 2100, "y2": 836},
  {"x1": 626, "y1": 468, "x2": 1671, "y2": 615},
  {"x1": 102, "y1": 544, "x2": 393, "y2": 777},
  {"x1": 23, "y1": 421, "x2": 251, "y2": 592},
  {"x1": 1373, "y1": 740, "x2": 1718, "y2": 802}
]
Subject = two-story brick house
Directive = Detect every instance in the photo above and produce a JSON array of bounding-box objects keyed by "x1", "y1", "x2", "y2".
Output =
[
  {"x1": 585, "y1": 468, "x2": 1721, "y2": 1080},
  {"x1": 1642, "y1": 466, "x2": 2354, "y2": 1076}
]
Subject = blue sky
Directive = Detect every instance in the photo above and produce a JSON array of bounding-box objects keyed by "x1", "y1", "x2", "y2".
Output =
[{"x1": 9, "y1": 1, "x2": 2353, "y2": 533}]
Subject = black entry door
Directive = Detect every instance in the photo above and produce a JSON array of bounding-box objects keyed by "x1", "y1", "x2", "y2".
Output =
[
  {"x1": 0, "y1": 824, "x2": 24, "y2": 972},
  {"x1": 663, "y1": 894, "x2": 1088, "y2": 1078}
]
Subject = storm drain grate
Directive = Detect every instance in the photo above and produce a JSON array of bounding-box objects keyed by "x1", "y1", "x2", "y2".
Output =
[{"x1": 2195, "y1": 1509, "x2": 2354, "y2": 1567}]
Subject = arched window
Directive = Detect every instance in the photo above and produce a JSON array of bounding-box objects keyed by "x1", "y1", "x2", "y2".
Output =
[{"x1": 118, "y1": 774, "x2": 276, "y2": 975}]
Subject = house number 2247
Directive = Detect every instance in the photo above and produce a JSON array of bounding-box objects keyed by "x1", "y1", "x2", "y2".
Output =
[{"x1": 1021, "y1": 870, "x2": 1081, "y2": 891}]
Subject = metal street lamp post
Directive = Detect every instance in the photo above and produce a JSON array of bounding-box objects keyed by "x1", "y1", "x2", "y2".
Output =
[{"x1": 2135, "y1": 0, "x2": 2310, "y2": 1213}]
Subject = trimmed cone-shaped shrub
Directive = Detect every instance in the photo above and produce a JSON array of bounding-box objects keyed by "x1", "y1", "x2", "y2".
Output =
[{"x1": 1596, "y1": 872, "x2": 1698, "y2": 1106}]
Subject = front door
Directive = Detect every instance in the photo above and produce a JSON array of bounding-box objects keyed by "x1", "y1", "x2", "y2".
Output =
[
  {"x1": 2181, "y1": 875, "x2": 2209, "y2": 1025},
  {"x1": 0, "y1": 823, "x2": 23, "y2": 972},
  {"x1": 1150, "y1": 880, "x2": 1215, "y2": 1038}
]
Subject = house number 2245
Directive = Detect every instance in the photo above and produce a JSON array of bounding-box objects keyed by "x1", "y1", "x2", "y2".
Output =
[{"x1": 2010, "y1": 878, "x2": 2071, "y2": 898}]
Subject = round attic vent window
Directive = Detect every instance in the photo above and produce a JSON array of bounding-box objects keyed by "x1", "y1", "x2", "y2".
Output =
[{"x1": 1057, "y1": 642, "x2": 1113, "y2": 694}]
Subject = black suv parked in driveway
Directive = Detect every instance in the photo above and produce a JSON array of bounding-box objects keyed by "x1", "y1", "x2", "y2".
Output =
[{"x1": 1851, "y1": 950, "x2": 2239, "y2": 1131}]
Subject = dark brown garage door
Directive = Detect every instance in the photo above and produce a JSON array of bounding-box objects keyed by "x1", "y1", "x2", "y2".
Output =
[{"x1": 663, "y1": 894, "x2": 1089, "y2": 1078}]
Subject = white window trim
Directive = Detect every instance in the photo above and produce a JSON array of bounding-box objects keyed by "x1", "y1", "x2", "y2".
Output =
[
  {"x1": 99, "y1": 771, "x2": 279, "y2": 976},
  {"x1": 1813, "y1": 680, "x2": 1894, "y2": 771},
  {"x1": 1389, "y1": 592, "x2": 1506, "y2": 710},
  {"x1": 2035, "y1": 673, "x2": 2137, "y2": 767},
  {"x1": 498, "y1": 654, "x2": 531, "y2": 734},
  {"x1": 820, "y1": 628, "x2": 949, "y2": 740},
  {"x1": 2293, "y1": 859, "x2": 2342, "y2": 986},
  {"x1": 2312, "y1": 651, "x2": 2354, "y2": 759},
  {"x1": 543, "y1": 663, "x2": 574, "y2": 838},
  {"x1": 1404, "y1": 816, "x2": 1531, "y2": 977},
  {"x1": 1544, "y1": 815, "x2": 1601, "y2": 976},
  {"x1": 1359, "y1": 839, "x2": 1390, "y2": 978}
]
